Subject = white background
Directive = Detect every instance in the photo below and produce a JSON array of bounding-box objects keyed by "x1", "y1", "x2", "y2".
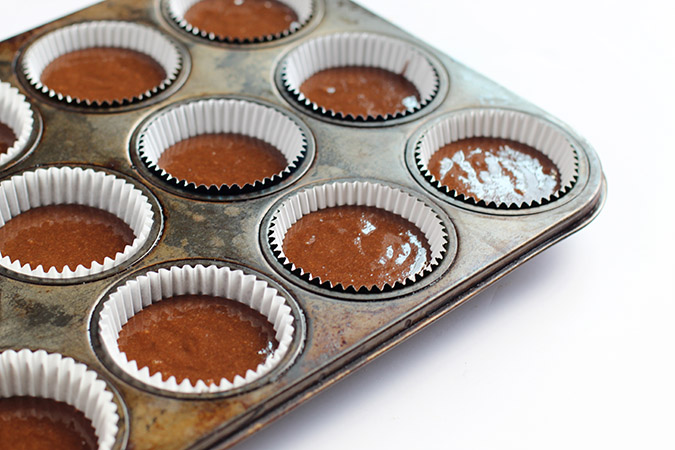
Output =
[{"x1": 3, "y1": 0, "x2": 675, "y2": 448}]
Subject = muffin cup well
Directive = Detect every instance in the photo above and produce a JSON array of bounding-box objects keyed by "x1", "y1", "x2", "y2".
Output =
[
  {"x1": 97, "y1": 263, "x2": 295, "y2": 394},
  {"x1": 137, "y1": 97, "x2": 307, "y2": 194},
  {"x1": 0, "y1": 349, "x2": 120, "y2": 450},
  {"x1": 0, "y1": 81, "x2": 34, "y2": 168},
  {"x1": 21, "y1": 21, "x2": 182, "y2": 107},
  {"x1": 166, "y1": 0, "x2": 314, "y2": 44},
  {"x1": 0, "y1": 166, "x2": 154, "y2": 280},
  {"x1": 280, "y1": 32, "x2": 440, "y2": 121},
  {"x1": 268, "y1": 180, "x2": 448, "y2": 292},
  {"x1": 414, "y1": 108, "x2": 579, "y2": 209}
]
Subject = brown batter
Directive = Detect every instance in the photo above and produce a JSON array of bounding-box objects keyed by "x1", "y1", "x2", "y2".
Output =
[
  {"x1": 118, "y1": 295, "x2": 278, "y2": 385},
  {"x1": 157, "y1": 133, "x2": 288, "y2": 187},
  {"x1": 0, "y1": 204, "x2": 135, "y2": 271},
  {"x1": 282, "y1": 205, "x2": 430, "y2": 289},
  {"x1": 299, "y1": 66, "x2": 420, "y2": 118},
  {"x1": 0, "y1": 121, "x2": 16, "y2": 155},
  {"x1": 40, "y1": 47, "x2": 166, "y2": 103},
  {"x1": 184, "y1": 0, "x2": 299, "y2": 39},
  {"x1": 0, "y1": 396, "x2": 97, "y2": 450},
  {"x1": 427, "y1": 137, "x2": 561, "y2": 205}
]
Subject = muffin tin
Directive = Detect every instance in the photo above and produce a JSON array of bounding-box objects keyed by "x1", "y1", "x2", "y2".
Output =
[{"x1": 0, "y1": 0, "x2": 606, "y2": 448}]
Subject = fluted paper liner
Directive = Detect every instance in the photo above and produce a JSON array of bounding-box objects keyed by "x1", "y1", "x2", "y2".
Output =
[
  {"x1": 281, "y1": 32, "x2": 439, "y2": 121},
  {"x1": 0, "y1": 166, "x2": 154, "y2": 279},
  {"x1": 22, "y1": 21, "x2": 182, "y2": 106},
  {"x1": 0, "y1": 349, "x2": 119, "y2": 450},
  {"x1": 97, "y1": 263, "x2": 295, "y2": 394},
  {"x1": 167, "y1": 0, "x2": 314, "y2": 43},
  {"x1": 269, "y1": 180, "x2": 447, "y2": 291},
  {"x1": 415, "y1": 109, "x2": 579, "y2": 209},
  {"x1": 138, "y1": 97, "x2": 307, "y2": 193},
  {"x1": 0, "y1": 81, "x2": 34, "y2": 168}
]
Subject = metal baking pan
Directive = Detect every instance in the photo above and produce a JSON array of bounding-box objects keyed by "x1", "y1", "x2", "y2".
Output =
[{"x1": 0, "y1": 0, "x2": 606, "y2": 448}]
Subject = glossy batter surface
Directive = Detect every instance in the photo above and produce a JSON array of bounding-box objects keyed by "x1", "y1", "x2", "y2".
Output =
[
  {"x1": 157, "y1": 133, "x2": 288, "y2": 187},
  {"x1": 40, "y1": 47, "x2": 166, "y2": 103},
  {"x1": 0, "y1": 204, "x2": 135, "y2": 270},
  {"x1": 299, "y1": 66, "x2": 420, "y2": 118},
  {"x1": 428, "y1": 137, "x2": 561, "y2": 204},
  {"x1": 0, "y1": 121, "x2": 16, "y2": 155},
  {"x1": 184, "y1": 0, "x2": 298, "y2": 39},
  {"x1": 0, "y1": 397, "x2": 97, "y2": 450},
  {"x1": 282, "y1": 205, "x2": 430, "y2": 289},
  {"x1": 118, "y1": 295, "x2": 278, "y2": 385}
]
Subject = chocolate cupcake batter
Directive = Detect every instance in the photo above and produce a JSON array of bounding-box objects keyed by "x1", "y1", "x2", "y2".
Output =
[
  {"x1": 118, "y1": 295, "x2": 278, "y2": 385},
  {"x1": 299, "y1": 66, "x2": 420, "y2": 118},
  {"x1": 0, "y1": 204, "x2": 135, "y2": 271},
  {"x1": 0, "y1": 397, "x2": 97, "y2": 450},
  {"x1": 40, "y1": 47, "x2": 166, "y2": 103},
  {"x1": 0, "y1": 121, "x2": 16, "y2": 155},
  {"x1": 282, "y1": 205, "x2": 430, "y2": 289},
  {"x1": 157, "y1": 132, "x2": 288, "y2": 187},
  {"x1": 427, "y1": 137, "x2": 560, "y2": 205},
  {"x1": 184, "y1": 0, "x2": 299, "y2": 40}
]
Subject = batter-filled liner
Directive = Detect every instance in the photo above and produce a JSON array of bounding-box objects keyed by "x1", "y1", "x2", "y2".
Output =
[
  {"x1": 0, "y1": 81, "x2": 34, "y2": 167},
  {"x1": 166, "y1": 0, "x2": 314, "y2": 44},
  {"x1": 0, "y1": 166, "x2": 154, "y2": 280},
  {"x1": 137, "y1": 97, "x2": 307, "y2": 194},
  {"x1": 21, "y1": 21, "x2": 182, "y2": 107},
  {"x1": 0, "y1": 349, "x2": 120, "y2": 450},
  {"x1": 280, "y1": 32, "x2": 439, "y2": 121},
  {"x1": 415, "y1": 109, "x2": 579, "y2": 209},
  {"x1": 97, "y1": 264, "x2": 295, "y2": 394},
  {"x1": 268, "y1": 180, "x2": 447, "y2": 292}
]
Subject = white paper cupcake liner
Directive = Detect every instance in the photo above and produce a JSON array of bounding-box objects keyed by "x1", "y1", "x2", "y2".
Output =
[
  {"x1": 268, "y1": 180, "x2": 448, "y2": 291},
  {"x1": 0, "y1": 166, "x2": 154, "y2": 280},
  {"x1": 0, "y1": 349, "x2": 120, "y2": 450},
  {"x1": 97, "y1": 263, "x2": 295, "y2": 394},
  {"x1": 0, "y1": 81, "x2": 34, "y2": 168},
  {"x1": 280, "y1": 32, "x2": 439, "y2": 121},
  {"x1": 21, "y1": 21, "x2": 183, "y2": 106},
  {"x1": 137, "y1": 97, "x2": 307, "y2": 193},
  {"x1": 415, "y1": 109, "x2": 579, "y2": 209},
  {"x1": 166, "y1": 0, "x2": 314, "y2": 43}
]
